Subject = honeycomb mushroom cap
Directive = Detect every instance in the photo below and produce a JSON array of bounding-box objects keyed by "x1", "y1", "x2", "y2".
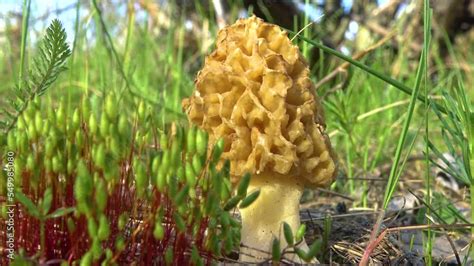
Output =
[{"x1": 183, "y1": 16, "x2": 337, "y2": 188}]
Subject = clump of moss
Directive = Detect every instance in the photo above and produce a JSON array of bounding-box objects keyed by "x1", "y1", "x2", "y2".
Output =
[{"x1": 1, "y1": 93, "x2": 248, "y2": 264}]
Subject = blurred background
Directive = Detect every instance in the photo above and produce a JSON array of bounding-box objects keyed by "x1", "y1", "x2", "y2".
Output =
[{"x1": 1, "y1": 0, "x2": 473, "y2": 77}]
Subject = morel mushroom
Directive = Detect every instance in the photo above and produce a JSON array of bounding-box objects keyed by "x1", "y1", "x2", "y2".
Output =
[{"x1": 183, "y1": 16, "x2": 337, "y2": 262}]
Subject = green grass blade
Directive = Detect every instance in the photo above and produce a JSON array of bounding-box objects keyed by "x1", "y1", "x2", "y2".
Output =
[
  {"x1": 422, "y1": 0, "x2": 433, "y2": 261},
  {"x1": 18, "y1": 0, "x2": 31, "y2": 89},
  {"x1": 286, "y1": 29, "x2": 446, "y2": 115},
  {"x1": 382, "y1": 48, "x2": 426, "y2": 209}
]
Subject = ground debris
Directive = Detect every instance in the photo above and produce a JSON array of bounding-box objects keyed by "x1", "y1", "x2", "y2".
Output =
[
  {"x1": 302, "y1": 208, "x2": 405, "y2": 265},
  {"x1": 301, "y1": 205, "x2": 471, "y2": 265}
]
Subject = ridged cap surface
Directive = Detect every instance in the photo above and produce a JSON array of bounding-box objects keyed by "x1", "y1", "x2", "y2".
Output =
[{"x1": 183, "y1": 16, "x2": 336, "y2": 188}]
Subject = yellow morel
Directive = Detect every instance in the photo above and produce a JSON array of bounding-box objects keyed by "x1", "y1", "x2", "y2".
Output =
[{"x1": 183, "y1": 15, "x2": 337, "y2": 263}]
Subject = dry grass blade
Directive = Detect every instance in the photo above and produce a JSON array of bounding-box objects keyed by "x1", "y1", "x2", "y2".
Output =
[{"x1": 290, "y1": 22, "x2": 315, "y2": 42}]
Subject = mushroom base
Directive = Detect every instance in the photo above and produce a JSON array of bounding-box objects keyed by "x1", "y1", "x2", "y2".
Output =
[{"x1": 238, "y1": 172, "x2": 318, "y2": 263}]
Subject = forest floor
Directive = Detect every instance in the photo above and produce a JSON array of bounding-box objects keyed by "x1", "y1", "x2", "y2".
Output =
[
  {"x1": 298, "y1": 159, "x2": 472, "y2": 265},
  {"x1": 220, "y1": 159, "x2": 472, "y2": 265}
]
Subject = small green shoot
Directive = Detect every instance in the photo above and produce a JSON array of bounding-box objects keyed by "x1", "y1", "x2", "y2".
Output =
[
  {"x1": 283, "y1": 222, "x2": 294, "y2": 246},
  {"x1": 238, "y1": 190, "x2": 260, "y2": 209},
  {"x1": 272, "y1": 238, "x2": 281, "y2": 262}
]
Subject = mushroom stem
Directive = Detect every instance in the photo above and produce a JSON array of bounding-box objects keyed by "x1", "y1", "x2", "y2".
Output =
[{"x1": 239, "y1": 173, "x2": 317, "y2": 263}]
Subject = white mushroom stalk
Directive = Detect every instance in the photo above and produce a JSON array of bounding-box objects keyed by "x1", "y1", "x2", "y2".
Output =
[{"x1": 239, "y1": 173, "x2": 310, "y2": 263}]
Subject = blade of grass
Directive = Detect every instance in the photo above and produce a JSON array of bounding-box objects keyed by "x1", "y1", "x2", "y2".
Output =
[
  {"x1": 422, "y1": 0, "x2": 433, "y2": 263},
  {"x1": 382, "y1": 46, "x2": 426, "y2": 208},
  {"x1": 90, "y1": 0, "x2": 185, "y2": 118},
  {"x1": 18, "y1": 0, "x2": 31, "y2": 89},
  {"x1": 286, "y1": 29, "x2": 446, "y2": 115},
  {"x1": 124, "y1": 0, "x2": 135, "y2": 74},
  {"x1": 256, "y1": 0, "x2": 274, "y2": 23},
  {"x1": 302, "y1": 0, "x2": 309, "y2": 58}
]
